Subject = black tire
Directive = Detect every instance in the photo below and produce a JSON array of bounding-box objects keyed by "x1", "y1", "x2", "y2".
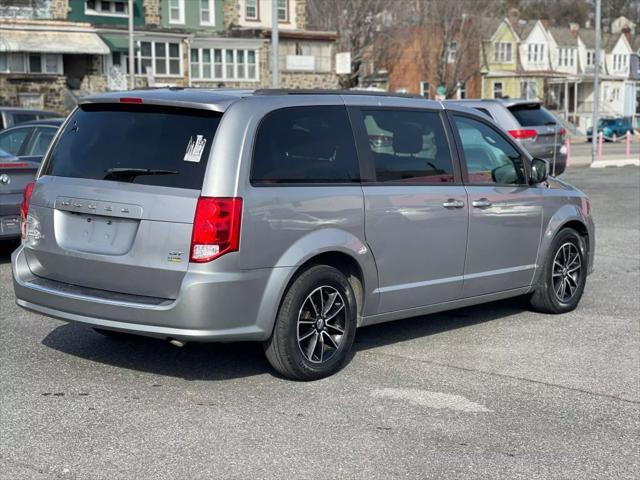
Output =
[
  {"x1": 529, "y1": 228, "x2": 587, "y2": 314},
  {"x1": 264, "y1": 265, "x2": 357, "y2": 381}
]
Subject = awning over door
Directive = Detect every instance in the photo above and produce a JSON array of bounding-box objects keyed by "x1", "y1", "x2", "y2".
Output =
[
  {"x1": 0, "y1": 27, "x2": 110, "y2": 55},
  {"x1": 99, "y1": 34, "x2": 130, "y2": 52}
]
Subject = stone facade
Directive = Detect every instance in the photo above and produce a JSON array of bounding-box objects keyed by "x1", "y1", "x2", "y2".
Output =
[
  {"x1": 143, "y1": 0, "x2": 160, "y2": 26},
  {"x1": 50, "y1": 0, "x2": 70, "y2": 19},
  {"x1": 0, "y1": 76, "x2": 68, "y2": 113},
  {"x1": 295, "y1": 0, "x2": 306, "y2": 30},
  {"x1": 223, "y1": 0, "x2": 240, "y2": 28}
]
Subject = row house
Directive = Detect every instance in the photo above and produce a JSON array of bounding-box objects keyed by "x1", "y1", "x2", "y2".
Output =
[
  {"x1": 481, "y1": 13, "x2": 639, "y2": 131},
  {"x1": 0, "y1": 0, "x2": 338, "y2": 114}
]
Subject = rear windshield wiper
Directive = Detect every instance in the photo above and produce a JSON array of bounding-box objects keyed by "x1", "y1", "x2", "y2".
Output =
[{"x1": 104, "y1": 168, "x2": 178, "y2": 182}]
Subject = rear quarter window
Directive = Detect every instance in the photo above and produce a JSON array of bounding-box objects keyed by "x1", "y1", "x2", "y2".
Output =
[
  {"x1": 43, "y1": 104, "x2": 221, "y2": 189},
  {"x1": 508, "y1": 104, "x2": 556, "y2": 127},
  {"x1": 250, "y1": 106, "x2": 359, "y2": 184}
]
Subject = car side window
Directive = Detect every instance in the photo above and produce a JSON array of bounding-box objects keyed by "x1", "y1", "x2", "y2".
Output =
[
  {"x1": 359, "y1": 109, "x2": 455, "y2": 183},
  {"x1": 251, "y1": 106, "x2": 359, "y2": 184},
  {"x1": 0, "y1": 127, "x2": 30, "y2": 155},
  {"x1": 25, "y1": 127, "x2": 56, "y2": 156},
  {"x1": 454, "y1": 115, "x2": 526, "y2": 185}
]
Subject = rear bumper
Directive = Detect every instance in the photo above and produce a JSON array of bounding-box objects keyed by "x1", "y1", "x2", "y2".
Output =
[{"x1": 12, "y1": 246, "x2": 293, "y2": 342}]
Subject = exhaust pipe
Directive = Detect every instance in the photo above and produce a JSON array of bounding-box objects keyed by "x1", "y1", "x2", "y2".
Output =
[{"x1": 169, "y1": 339, "x2": 186, "y2": 348}]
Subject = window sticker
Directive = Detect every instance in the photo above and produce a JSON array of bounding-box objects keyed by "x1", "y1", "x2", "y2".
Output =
[{"x1": 184, "y1": 135, "x2": 207, "y2": 162}]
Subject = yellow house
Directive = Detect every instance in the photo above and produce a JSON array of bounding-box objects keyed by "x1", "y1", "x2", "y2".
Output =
[{"x1": 481, "y1": 19, "x2": 523, "y2": 99}]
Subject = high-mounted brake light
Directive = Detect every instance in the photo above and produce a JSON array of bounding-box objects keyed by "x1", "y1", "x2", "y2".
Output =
[
  {"x1": 20, "y1": 181, "x2": 35, "y2": 239},
  {"x1": 508, "y1": 129, "x2": 538, "y2": 140},
  {"x1": 190, "y1": 197, "x2": 243, "y2": 263},
  {"x1": 119, "y1": 97, "x2": 143, "y2": 104}
]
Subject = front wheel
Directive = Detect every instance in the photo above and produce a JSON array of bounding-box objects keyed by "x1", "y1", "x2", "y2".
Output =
[
  {"x1": 529, "y1": 228, "x2": 587, "y2": 314},
  {"x1": 264, "y1": 265, "x2": 357, "y2": 380}
]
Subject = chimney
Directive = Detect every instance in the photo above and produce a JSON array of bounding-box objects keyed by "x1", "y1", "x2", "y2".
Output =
[
  {"x1": 569, "y1": 22, "x2": 579, "y2": 39},
  {"x1": 622, "y1": 26, "x2": 632, "y2": 44},
  {"x1": 508, "y1": 8, "x2": 520, "y2": 29},
  {"x1": 540, "y1": 15, "x2": 550, "y2": 30}
]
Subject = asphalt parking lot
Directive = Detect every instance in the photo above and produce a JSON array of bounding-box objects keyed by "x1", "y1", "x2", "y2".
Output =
[{"x1": 1, "y1": 167, "x2": 638, "y2": 479}]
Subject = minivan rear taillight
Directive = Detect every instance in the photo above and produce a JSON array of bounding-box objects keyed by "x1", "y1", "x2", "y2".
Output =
[
  {"x1": 20, "y1": 181, "x2": 35, "y2": 239},
  {"x1": 508, "y1": 129, "x2": 537, "y2": 141},
  {"x1": 190, "y1": 197, "x2": 243, "y2": 263}
]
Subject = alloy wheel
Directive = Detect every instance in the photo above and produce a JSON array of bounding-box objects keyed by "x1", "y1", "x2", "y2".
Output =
[
  {"x1": 552, "y1": 242, "x2": 582, "y2": 303},
  {"x1": 297, "y1": 286, "x2": 346, "y2": 363}
]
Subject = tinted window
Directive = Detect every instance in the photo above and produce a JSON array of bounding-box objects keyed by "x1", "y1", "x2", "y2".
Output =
[
  {"x1": 44, "y1": 104, "x2": 220, "y2": 189},
  {"x1": 474, "y1": 107, "x2": 493, "y2": 119},
  {"x1": 360, "y1": 109, "x2": 455, "y2": 183},
  {"x1": 454, "y1": 115, "x2": 526, "y2": 185},
  {"x1": 508, "y1": 104, "x2": 556, "y2": 126},
  {"x1": 0, "y1": 127, "x2": 30, "y2": 155},
  {"x1": 26, "y1": 127, "x2": 57, "y2": 156},
  {"x1": 12, "y1": 113, "x2": 39, "y2": 125},
  {"x1": 251, "y1": 106, "x2": 359, "y2": 184}
]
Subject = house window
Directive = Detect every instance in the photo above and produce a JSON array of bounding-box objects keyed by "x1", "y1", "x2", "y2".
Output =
[
  {"x1": 190, "y1": 47, "x2": 259, "y2": 81},
  {"x1": 558, "y1": 48, "x2": 576, "y2": 67},
  {"x1": 447, "y1": 42, "x2": 458, "y2": 63},
  {"x1": 586, "y1": 50, "x2": 596, "y2": 67},
  {"x1": 520, "y1": 80, "x2": 537, "y2": 100},
  {"x1": 0, "y1": 52, "x2": 61, "y2": 74},
  {"x1": 493, "y1": 42, "x2": 512, "y2": 63},
  {"x1": 277, "y1": 0, "x2": 288, "y2": 22},
  {"x1": 493, "y1": 81, "x2": 503, "y2": 99},
  {"x1": 420, "y1": 81, "x2": 430, "y2": 98},
  {"x1": 200, "y1": 0, "x2": 214, "y2": 25},
  {"x1": 613, "y1": 54, "x2": 628, "y2": 72},
  {"x1": 169, "y1": 0, "x2": 185, "y2": 24},
  {"x1": 458, "y1": 81, "x2": 467, "y2": 99},
  {"x1": 134, "y1": 41, "x2": 181, "y2": 76},
  {"x1": 527, "y1": 43, "x2": 544, "y2": 63},
  {"x1": 245, "y1": 0, "x2": 258, "y2": 20},
  {"x1": 279, "y1": 41, "x2": 332, "y2": 72},
  {"x1": 85, "y1": 0, "x2": 128, "y2": 16}
]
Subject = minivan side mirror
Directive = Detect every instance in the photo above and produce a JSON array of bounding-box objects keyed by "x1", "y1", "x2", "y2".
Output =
[{"x1": 530, "y1": 157, "x2": 549, "y2": 184}]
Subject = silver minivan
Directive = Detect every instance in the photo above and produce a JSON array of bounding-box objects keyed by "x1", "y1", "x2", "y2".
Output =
[{"x1": 12, "y1": 89, "x2": 595, "y2": 380}]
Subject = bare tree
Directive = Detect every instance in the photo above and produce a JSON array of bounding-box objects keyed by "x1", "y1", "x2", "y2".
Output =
[
  {"x1": 307, "y1": 0, "x2": 398, "y2": 88},
  {"x1": 413, "y1": 0, "x2": 498, "y2": 98}
]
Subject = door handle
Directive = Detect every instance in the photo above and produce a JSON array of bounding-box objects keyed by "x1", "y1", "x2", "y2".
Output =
[
  {"x1": 442, "y1": 199, "x2": 465, "y2": 209},
  {"x1": 472, "y1": 198, "x2": 492, "y2": 209}
]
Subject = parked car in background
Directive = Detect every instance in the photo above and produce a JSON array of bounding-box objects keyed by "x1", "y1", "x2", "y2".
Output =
[
  {"x1": 0, "y1": 108, "x2": 61, "y2": 131},
  {"x1": 586, "y1": 118, "x2": 635, "y2": 142},
  {"x1": 445, "y1": 99, "x2": 568, "y2": 176},
  {"x1": 12, "y1": 89, "x2": 595, "y2": 380},
  {"x1": 0, "y1": 118, "x2": 63, "y2": 158},
  {"x1": 0, "y1": 148, "x2": 40, "y2": 239}
]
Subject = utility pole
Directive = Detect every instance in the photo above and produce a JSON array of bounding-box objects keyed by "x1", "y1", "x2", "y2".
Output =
[
  {"x1": 271, "y1": 0, "x2": 279, "y2": 88},
  {"x1": 591, "y1": 0, "x2": 601, "y2": 163},
  {"x1": 128, "y1": 0, "x2": 135, "y2": 90}
]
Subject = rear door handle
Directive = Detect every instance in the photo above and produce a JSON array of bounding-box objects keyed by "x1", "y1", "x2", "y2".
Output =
[
  {"x1": 472, "y1": 198, "x2": 492, "y2": 209},
  {"x1": 442, "y1": 199, "x2": 465, "y2": 209}
]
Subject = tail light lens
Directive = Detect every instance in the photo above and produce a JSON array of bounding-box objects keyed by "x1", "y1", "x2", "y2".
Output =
[
  {"x1": 508, "y1": 129, "x2": 538, "y2": 141},
  {"x1": 190, "y1": 197, "x2": 243, "y2": 263},
  {"x1": 559, "y1": 127, "x2": 567, "y2": 137},
  {"x1": 20, "y1": 181, "x2": 35, "y2": 239}
]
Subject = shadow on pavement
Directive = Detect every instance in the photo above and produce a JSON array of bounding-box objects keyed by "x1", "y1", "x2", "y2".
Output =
[
  {"x1": 0, "y1": 239, "x2": 19, "y2": 265},
  {"x1": 41, "y1": 297, "x2": 527, "y2": 382}
]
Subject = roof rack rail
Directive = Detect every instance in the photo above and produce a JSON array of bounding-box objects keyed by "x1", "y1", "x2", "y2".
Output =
[{"x1": 253, "y1": 89, "x2": 425, "y2": 99}]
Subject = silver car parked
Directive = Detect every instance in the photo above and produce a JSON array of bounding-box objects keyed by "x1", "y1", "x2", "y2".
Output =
[{"x1": 12, "y1": 89, "x2": 595, "y2": 380}]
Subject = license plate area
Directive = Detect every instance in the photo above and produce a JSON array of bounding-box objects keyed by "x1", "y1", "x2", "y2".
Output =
[
  {"x1": 1, "y1": 215, "x2": 20, "y2": 234},
  {"x1": 54, "y1": 210, "x2": 139, "y2": 255}
]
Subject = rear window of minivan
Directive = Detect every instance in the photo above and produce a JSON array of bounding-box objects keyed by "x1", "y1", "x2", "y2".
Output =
[
  {"x1": 43, "y1": 104, "x2": 221, "y2": 190},
  {"x1": 508, "y1": 104, "x2": 556, "y2": 127}
]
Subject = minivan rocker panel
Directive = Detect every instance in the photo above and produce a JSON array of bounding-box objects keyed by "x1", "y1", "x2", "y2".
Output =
[{"x1": 12, "y1": 89, "x2": 595, "y2": 380}]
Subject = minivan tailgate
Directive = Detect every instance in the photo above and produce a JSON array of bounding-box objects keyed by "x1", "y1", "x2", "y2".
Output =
[{"x1": 24, "y1": 177, "x2": 198, "y2": 299}]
